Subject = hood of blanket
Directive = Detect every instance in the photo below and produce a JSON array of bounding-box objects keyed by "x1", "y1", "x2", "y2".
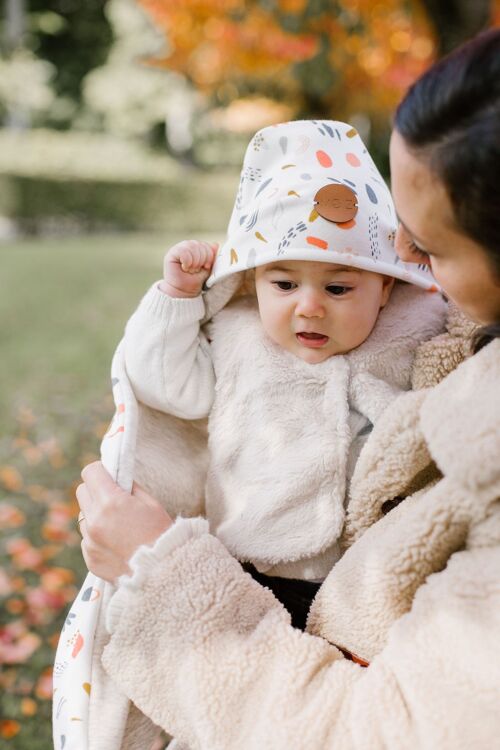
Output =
[{"x1": 206, "y1": 120, "x2": 439, "y2": 292}]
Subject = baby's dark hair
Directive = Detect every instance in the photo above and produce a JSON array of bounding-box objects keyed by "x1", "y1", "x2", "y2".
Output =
[{"x1": 394, "y1": 28, "x2": 500, "y2": 350}]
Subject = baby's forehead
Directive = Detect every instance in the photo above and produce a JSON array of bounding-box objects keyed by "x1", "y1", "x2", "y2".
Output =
[{"x1": 260, "y1": 261, "x2": 361, "y2": 275}]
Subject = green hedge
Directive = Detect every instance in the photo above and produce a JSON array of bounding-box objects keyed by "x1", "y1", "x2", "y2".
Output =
[{"x1": 0, "y1": 129, "x2": 239, "y2": 232}]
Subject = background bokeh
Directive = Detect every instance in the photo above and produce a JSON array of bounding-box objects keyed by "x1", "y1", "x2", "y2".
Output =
[{"x1": 1, "y1": 1, "x2": 499, "y2": 746}]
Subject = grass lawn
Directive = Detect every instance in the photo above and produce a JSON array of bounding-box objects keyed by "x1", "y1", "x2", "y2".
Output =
[
  {"x1": 0, "y1": 232, "x2": 222, "y2": 748},
  {"x1": 0, "y1": 232, "x2": 214, "y2": 431}
]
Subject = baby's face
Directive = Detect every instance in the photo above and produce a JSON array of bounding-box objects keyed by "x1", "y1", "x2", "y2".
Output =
[{"x1": 255, "y1": 260, "x2": 394, "y2": 364}]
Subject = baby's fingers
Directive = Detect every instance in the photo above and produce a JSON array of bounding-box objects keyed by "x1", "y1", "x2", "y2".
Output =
[
  {"x1": 204, "y1": 242, "x2": 219, "y2": 269},
  {"x1": 179, "y1": 248, "x2": 195, "y2": 272},
  {"x1": 184, "y1": 242, "x2": 216, "y2": 273},
  {"x1": 198, "y1": 242, "x2": 218, "y2": 270}
]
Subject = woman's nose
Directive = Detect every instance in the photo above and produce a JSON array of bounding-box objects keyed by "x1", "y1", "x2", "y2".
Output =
[{"x1": 295, "y1": 290, "x2": 325, "y2": 318}]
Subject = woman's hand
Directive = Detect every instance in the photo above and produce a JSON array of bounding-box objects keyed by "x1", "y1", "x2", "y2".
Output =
[{"x1": 76, "y1": 461, "x2": 173, "y2": 583}]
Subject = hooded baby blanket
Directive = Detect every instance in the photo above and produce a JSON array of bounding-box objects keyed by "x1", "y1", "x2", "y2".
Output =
[{"x1": 53, "y1": 120, "x2": 444, "y2": 750}]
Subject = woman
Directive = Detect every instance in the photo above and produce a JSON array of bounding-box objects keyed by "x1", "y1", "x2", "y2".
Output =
[{"x1": 77, "y1": 29, "x2": 500, "y2": 749}]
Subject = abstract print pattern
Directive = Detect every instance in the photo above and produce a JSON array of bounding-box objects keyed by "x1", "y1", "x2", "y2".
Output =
[
  {"x1": 207, "y1": 119, "x2": 438, "y2": 292},
  {"x1": 52, "y1": 344, "x2": 135, "y2": 750}
]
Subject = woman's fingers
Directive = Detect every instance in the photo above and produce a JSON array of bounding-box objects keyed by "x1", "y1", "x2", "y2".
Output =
[
  {"x1": 81, "y1": 537, "x2": 131, "y2": 583},
  {"x1": 75, "y1": 481, "x2": 91, "y2": 518},
  {"x1": 78, "y1": 462, "x2": 125, "y2": 545},
  {"x1": 81, "y1": 460, "x2": 117, "y2": 496},
  {"x1": 76, "y1": 461, "x2": 173, "y2": 583}
]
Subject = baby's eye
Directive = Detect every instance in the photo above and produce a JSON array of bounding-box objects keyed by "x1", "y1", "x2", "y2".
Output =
[
  {"x1": 326, "y1": 284, "x2": 351, "y2": 296},
  {"x1": 272, "y1": 281, "x2": 297, "y2": 291}
]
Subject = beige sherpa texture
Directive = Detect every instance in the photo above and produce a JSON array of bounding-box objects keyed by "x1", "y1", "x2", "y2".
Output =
[
  {"x1": 103, "y1": 500, "x2": 500, "y2": 749},
  {"x1": 411, "y1": 301, "x2": 478, "y2": 389},
  {"x1": 98, "y1": 341, "x2": 500, "y2": 750},
  {"x1": 204, "y1": 283, "x2": 445, "y2": 570},
  {"x1": 308, "y1": 340, "x2": 500, "y2": 660}
]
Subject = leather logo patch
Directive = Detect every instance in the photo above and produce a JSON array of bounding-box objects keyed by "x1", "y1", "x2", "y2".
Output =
[{"x1": 314, "y1": 184, "x2": 358, "y2": 223}]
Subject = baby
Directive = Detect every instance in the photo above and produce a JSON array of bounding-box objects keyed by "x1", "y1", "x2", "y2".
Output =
[{"x1": 124, "y1": 119, "x2": 442, "y2": 628}]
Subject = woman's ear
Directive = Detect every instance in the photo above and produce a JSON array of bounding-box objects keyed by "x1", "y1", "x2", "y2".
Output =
[{"x1": 380, "y1": 276, "x2": 396, "y2": 308}]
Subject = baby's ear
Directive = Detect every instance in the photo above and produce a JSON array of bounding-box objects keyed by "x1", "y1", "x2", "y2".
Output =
[{"x1": 380, "y1": 275, "x2": 396, "y2": 308}]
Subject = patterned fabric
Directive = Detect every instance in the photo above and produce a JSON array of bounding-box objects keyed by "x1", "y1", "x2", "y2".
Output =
[
  {"x1": 207, "y1": 120, "x2": 437, "y2": 291},
  {"x1": 52, "y1": 342, "x2": 135, "y2": 750}
]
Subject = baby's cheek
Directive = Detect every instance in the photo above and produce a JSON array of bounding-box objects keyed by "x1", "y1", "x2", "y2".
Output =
[{"x1": 345, "y1": 305, "x2": 379, "y2": 348}]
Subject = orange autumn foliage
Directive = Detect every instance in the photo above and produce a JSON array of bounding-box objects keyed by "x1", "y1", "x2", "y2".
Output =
[{"x1": 136, "y1": 0, "x2": 438, "y2": 121}]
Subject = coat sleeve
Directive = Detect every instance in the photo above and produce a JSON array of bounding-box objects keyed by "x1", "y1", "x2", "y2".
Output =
[
  {"x1": 123, "y1": 282, "x2": 215, "y2": 419},
  {"x1": 101, "y1": 526, "x2": 500, "y2": 750}
]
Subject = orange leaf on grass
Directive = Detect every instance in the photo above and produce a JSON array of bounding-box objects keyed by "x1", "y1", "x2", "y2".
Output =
[
  {"x1": 0, "y1": 720, "x2": 21, "y2": 739},
  {"x1": 21, "y1": 444, "x2": 44, "y2": 466},
  {"x1": 0, "y1": 466, "x2": 23, "y2": 492},
  {"x1": 0, "y1": 621, "x2": 41, "y2": 664},
  {"x1": 0, "y1": 502, "x2": 26, "y2": 528},
  {"x1": 16, "y1": 405, "x2": 36, "y2": 428},
  {"x1": 40, "y1": 567, "x2": 75, "y2": 592},
  {"x1": 0, "y1": 668, "x2": 18, "y2": 691},
  {"x1": 42, "y1": 503, "x2": 78, "y2": 543},
  {"x1": 6, "y1": 538, "x2": 44, "y2": 571},
  {"x1": 0, "y1": 569, "x2": 13, "y2": 596},
  {"x1": 21, "y1": 697, "x2": 38, "y2": 716},
  {"x1": 9, "y1": 575, "x2": 27, "y2": 592},
  {"x1": 25, "y1": 484, "x2": 50, "y2": 502},
  {"x1": 5, "y1": 598, "x2": 25, "y2": 615},
  {"x1": 39, "y1": 437, "x2": 66, "y2": 468},
  {"x1": 35, "y1": 667, "x2": 53, "y2": 700}
]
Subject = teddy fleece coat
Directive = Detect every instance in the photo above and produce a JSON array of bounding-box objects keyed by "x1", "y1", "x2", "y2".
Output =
[
  {"x1": 124, "y1": 281, "x2": 445, "y2": 580},
  {"x1": 53, "y1": 279, "x2": 445, "y2": 750},
  {"x1": 99, "y1": 318, "x2": 500, "y2": 749}
]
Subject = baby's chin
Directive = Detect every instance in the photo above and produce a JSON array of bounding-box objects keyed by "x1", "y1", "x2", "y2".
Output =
[{"x1": 288, "y1": 342, "x2": 341, "y2": 364}]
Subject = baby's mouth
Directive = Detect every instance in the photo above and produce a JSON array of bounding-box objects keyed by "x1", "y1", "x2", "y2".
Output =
[{"x1": 296, "y1": 332, "x2": 329, "y2": 348}]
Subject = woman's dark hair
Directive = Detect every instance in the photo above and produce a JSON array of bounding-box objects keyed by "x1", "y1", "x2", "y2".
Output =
[{"x1": 394, "y1": 28, "x2": 500, "y2": 351}]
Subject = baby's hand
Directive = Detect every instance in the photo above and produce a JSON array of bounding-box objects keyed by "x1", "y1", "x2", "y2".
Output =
[{"x1": 160, "y1": 240, "x2": 218, "y2": 298}]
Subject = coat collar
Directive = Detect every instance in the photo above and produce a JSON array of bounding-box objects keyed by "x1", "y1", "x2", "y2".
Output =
[
  {"x1": 420, "y1": 339, "x2": 500, "y2": 490},
  {"x1": 343, "y1": 340, "x2": 500, "y2": 547}
]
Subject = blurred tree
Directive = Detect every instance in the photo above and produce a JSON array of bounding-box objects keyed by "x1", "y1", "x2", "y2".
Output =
[
  {"x1": 0, "y1": 46, "x2": 55, "y2": 128},
  {"x1": 30, "y1": 0, "x2": 113, "y2": 127},
  {"x1": 82, "y1": 0, "x2": 194, "y2": 144},
  {"x1": 420, "y1": 0, "x2": 492, "y2": 53},
  {"x1": 1, "y1": 0, "x2": 55, "y2": 128},
  {"x1": 0, "y1": 0, "x2": 113, "y2": 128},
  {"x1": 135, "y1": 0, "x2": 437, "y2": 129},
  {"x1": 136, "y1": 0, "x2": 500, "y2": 169}
]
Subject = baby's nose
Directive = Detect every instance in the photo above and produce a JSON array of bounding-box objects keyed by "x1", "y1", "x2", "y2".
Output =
[{"x1": 295, "y1": 290, "x2": 325, "y2": 317}]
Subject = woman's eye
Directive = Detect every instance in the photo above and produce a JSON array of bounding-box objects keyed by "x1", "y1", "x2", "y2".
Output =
[
  {"x1": 326, "y1": 285, "x2": 351, "y2": 296},
  {"x1": 407, "y1": 239, "x2": 431, "y2": 263},
  {"x1": 272, "y1": 281, "x2": 296, "y2": 291}
]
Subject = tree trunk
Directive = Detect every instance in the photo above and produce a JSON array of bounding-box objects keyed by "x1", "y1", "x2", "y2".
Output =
[{"x1": 419, "y1": 0, "x2": 492, "y2": 54}]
